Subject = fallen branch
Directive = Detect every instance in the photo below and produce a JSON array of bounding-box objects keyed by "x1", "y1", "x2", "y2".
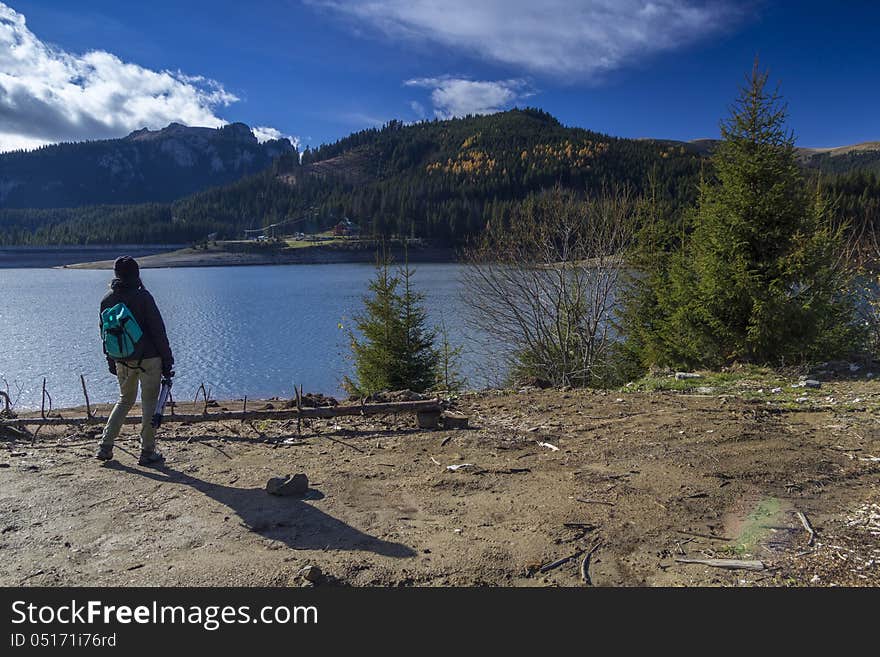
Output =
[
  {"x1": 539, "y1": 550, "x2": 584, "y2": 574},
  {"x1": 675, "y1": 530, "x2": 732, "y2": 542},
  {"x1": 577, "y1": 498, "x2": 615, "y2": 506},
  {"x1": 580, "y1": 541, "x2": 603, "y2": 585},
  {"x1": 87, "y1": 497, "x2": 116, "y2": 509},
  {"x1": 192, "y1": 439, "x2": 232, "y2": 459},
  {"x1": 674, "y1": 557, "x2": 765, "y2": 571},
  {"x1": 0, "y1": 399, "x2": 442, "y2": 428},
  {"x1": 0, "y1": 426, "x2": 29, "y2": 439},
  {"x1": 795, "y1": 511, "x2": 816, "y2": 546},
  {"x1": 320, "y1": 433, "x2": 366, "y2": 454}
]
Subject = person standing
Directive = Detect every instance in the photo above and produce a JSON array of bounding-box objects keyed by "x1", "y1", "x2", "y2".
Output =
[{"x1": 96, "y1": 256, "x2": 174, "y2": 466}]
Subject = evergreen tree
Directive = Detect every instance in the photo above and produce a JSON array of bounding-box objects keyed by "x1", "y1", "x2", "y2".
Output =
[
  {"x1": 347, "y1": 253, "x2": 439, "y2": 394},
  {"x1": 347, "y1": 256, "x2": 400, "y2": 394},
  {"x1": 615, "y1": 173, "x2": 683, "y2": 376},
  {"x1": 624, "y1": 62, "x2": 862, "y2": 368},
  {"x1": 398, "y1": 260, "x2": 440, "y2": 392}
]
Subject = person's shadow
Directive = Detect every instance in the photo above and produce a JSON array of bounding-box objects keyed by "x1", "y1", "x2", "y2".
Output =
[{"x1": 105, "y1": 461, "x2": 415, "y2": 558}]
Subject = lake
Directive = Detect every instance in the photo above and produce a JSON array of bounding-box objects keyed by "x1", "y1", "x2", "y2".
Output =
[{"x1": 1, "y1": 262, "x2": 503, "y2": 410}]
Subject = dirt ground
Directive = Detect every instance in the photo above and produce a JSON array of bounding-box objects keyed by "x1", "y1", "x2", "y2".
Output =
[{"x1": 1, "y1": 381, "x2": 879, "y2": 587}]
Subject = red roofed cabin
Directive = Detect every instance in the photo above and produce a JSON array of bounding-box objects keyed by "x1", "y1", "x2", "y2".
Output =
[{"x1": 333, "y1": 218, "x2": 360, "y2": 238}]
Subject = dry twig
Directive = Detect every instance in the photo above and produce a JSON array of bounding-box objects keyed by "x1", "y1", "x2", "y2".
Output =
[
  {"x1": 795, "y1": 510, "x2": 816, "y2": 546},
  {"x1": 674, "y1": 557, "x2": 765, "y2": 571},
  {"x1": 580, "y1": 541, "x2": 603, "y2": 585}
]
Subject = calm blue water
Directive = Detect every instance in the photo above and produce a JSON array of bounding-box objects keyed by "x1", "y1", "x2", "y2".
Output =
[{"x1": 0, "y1": 264, "x2": 498, "y2": 410}]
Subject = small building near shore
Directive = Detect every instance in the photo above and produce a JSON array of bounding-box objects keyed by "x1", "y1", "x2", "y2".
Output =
[{"x1": 333, "y1": 218, "x2": 360, "y2": 237}]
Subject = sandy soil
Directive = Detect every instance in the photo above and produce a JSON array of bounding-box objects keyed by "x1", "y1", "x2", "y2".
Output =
[{"x1": 1, "y1": 385, "x2": 878, "y2": 587}]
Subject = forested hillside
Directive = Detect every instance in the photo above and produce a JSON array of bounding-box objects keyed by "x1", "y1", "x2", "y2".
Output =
[
  {"x1": 1, "y1": 109, "x2": 878, "y2": 246},
  {"x1": 821, "y1": 170, "x2": 880, "y2": 236},
  {"x1": 802, "y1": 147, "x2": 880, "y2": 175},
  {"x1": 0, "y1": 110, "x2": 704, "y2": 244}
]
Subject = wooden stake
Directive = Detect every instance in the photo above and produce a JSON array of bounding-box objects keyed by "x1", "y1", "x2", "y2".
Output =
[
  {"x1": 195, "y1": 383, "x2": 211, "y2": 414},
  {"x1": 41, "y1": 378, "x2": 48, "y2": 419},
  {"x1": 295, "y1": 384, "x2": 302, "y2": 436},
  {"x1": 80, "y1": 375, "x2": 92, "y2": 419}
]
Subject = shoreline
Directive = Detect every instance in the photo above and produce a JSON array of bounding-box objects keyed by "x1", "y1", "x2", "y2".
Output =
[
  {"x1": 62, "y1": 244, "x2": 459, "y2": 269},
  {"x1": 0, "y1": 245, "x2": 185, "y2": 269}
]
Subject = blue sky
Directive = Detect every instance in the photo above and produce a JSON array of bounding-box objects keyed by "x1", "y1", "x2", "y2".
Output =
[{"x1": 1, "y1": 1, "x2": 878, "y2": 152}]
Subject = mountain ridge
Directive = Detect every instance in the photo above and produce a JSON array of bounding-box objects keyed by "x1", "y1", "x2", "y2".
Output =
[
  {"x1": 652, "y1": 137, "x2": 880, "y2": 160},
  {"x1": 0, "y1": 122, "x2": 294, "y2": 208}
]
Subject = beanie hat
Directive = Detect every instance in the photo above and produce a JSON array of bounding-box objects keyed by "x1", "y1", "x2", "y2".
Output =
[{"x1": 113, "y1": 255, "x2": 140, "y2": 281}]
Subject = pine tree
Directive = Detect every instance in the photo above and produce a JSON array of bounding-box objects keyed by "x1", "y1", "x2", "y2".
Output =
[
  {"x1": 397, "y1": 260, "x2": 440, "y2": 391},
  {"x1": 615, "y1": 173, "x2": 682, "y2": 375},
  {"x1": 346, "y1": 256, "x2": 400, "y2": 394},
  {"x1": 625, "y1": 62, "x2": 861, "y2": 368},
  {"x1": 347, "y1": 253, "x2": 439, "y2": 394}
]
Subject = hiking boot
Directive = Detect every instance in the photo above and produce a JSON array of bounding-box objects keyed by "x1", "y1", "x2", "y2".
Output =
[
  {"x1": 138, "y1": 449, "x2": 165, "y2": 467},
  {"x1": 95, "y1": 445, "x2": 114, "y2": 461}
]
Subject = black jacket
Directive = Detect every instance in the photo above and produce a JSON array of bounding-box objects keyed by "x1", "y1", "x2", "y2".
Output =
[{"x1": 100, "y1": 278, "x2": 174, "y2": 374}]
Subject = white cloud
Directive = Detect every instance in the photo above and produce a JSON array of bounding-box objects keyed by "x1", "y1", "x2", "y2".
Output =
[
  {"x1": 312, "y1": 0, "x2": 742, "y2": 79},
  {"x1": 0, "y1": 3, "x2": 290, "y2": 152},
  {"x1": 405, "y1": 76, "x2": 531, "y2": 118},
  {"x1": 252, "y1": 125, "x2": 300, "y2": 149},
  {"x1": 252, "y1": 126, "x2": 282, "y2": 142},
  {"x1": 0, "y1": 131, "x2": 45, "y2": 151}
]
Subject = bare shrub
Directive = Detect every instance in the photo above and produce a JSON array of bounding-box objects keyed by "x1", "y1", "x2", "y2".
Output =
[
  {"x1": 850, "y1": 221, "x2": 880, "y2": 354},
  {"x1": 461, "y1": 186, "x2": 638, "y2": 387}
]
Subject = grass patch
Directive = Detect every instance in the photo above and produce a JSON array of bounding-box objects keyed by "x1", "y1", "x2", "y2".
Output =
[
  {"x1": 733, "y1": 497, "x2": 783, "y2": 556},
  {"x1": 283, "y1": 238, "x2": 348, "y2": 249},
  {"x1": 624, "y1": 366, "x2": 785, "y2": 394},
  {"x1": 620, "y1": 366, "x2": 848, "y2": 408}
]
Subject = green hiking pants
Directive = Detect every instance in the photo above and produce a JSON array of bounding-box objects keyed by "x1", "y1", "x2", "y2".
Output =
[{"x1": 100, "y1": 356, "x2": 162, "y2": 452}]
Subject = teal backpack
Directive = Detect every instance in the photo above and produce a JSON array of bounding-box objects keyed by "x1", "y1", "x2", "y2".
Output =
[{"x1": 101, "y1": 303, "x2": 144, "y2": 360}]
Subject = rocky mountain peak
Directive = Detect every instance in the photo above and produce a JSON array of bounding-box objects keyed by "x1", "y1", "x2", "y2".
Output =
[{"x1": 0, "y1": 121, "x2": 296, "y2": 207}]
